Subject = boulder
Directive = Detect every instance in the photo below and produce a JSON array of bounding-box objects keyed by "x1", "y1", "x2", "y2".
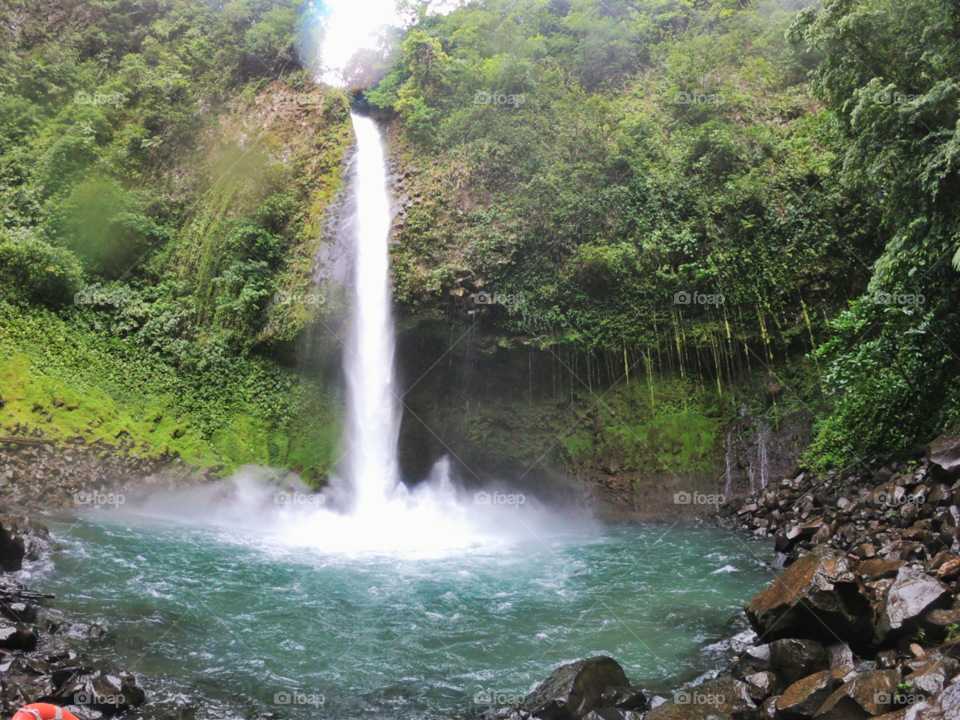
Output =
[
  {"x1": 905, "y1": 654, "x2": 958, "y2": 698},
  {"x1": 935, "y1": 558, "x2": 960, "y2": 582},
  {"x1": 859, "y1": 560, "x2": 905, "y2": 582},
  {"x1": 600, "y1": 686, "x2": 646, "y2": 712},
  {"x1": 813, "y1": 669, "x2": 899, "y2": 719},
  {"x1": 0, "y1": 620, "x2": 37, "y2": 650},
  {"x1": 744, "y1": 672, "x2": 777, "y2": 701},
  {"x1": 925, "y1": 432, "x2": 960, "y2": 481},
  {"x1": 734, "y1": 644, "x2": 773, "y2": 678},
  {"x1": 826, "y1": 644, "x2": 857, "y2": 685},
  {"x1": 775, "y1": 671, "x2": 833, "y2": 719},
  {"x1": 583, "y1": 710, "x2": 643, "y2": 720},
  {"x1": 48, "y1": 664, "x2": 145, "y2": 714},
  {"x1": 645, "y1": 676, "x2": 757, "y2": 720},
  {"x1": 3, "y1": 516, "x2": 52, "y2": 561},
  {"x1": 523, "y1": 657, "x2": 630, "y2": 720},
  {"x1": 745, "y1": 547, "x2": 873, "y2": 647},
  {"x1": 919, "y1": 604, "x2": 960, "y2": 641},
  {"x1": 874, "y1": 566, "x2": 951, "y2": 644},
  {"x1": 0, "y1": 522, "x2": 24, "y2": 572},
  {"x1": 912, "y1": 681, "x2": 960, "y2": 719},
  {"x1": 769, "y1": 639, "x2": 829, "y2": 686}
]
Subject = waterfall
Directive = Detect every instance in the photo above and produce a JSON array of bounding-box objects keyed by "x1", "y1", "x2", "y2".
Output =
[
  {"x1": 724, "y1": 430, "x2": 734, "y2": 498},
  {"x1": 342, "y1": 114, "x2": 401, "y2": 511},
  {"x1": 148, "y1": 114, "x2": 575, "y2": 554}
]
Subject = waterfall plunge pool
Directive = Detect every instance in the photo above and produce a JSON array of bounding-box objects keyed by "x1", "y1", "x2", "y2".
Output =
[{"x1": 29, "y1": 498, "x2": 775, "y2": 720}]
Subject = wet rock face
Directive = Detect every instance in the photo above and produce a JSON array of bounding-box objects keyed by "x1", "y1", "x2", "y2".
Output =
[
  {"x1": 745, "y1": 547, "x2": 874, "y2": 647},
  {"x1": 522, "y1": 656, "x2": 631, "y2": 720},
  {"x1": 0, "y1": 438, "x2": 207, "y2": 511},
  {"x1": 874, "y1": 565, "x2": 951, "y2": 643},
  {"x1": 774, "y1": 670, "x2": 832, "y2": 719},
  {"x1": 0, "y1": 514, "x2": 146, "y2": 719},
  {"x1": 644, "y1": 676, "x2": 757, "y2": 720},
  {"x1": 814, "y1": 668, "x2": 900, "y2": 719},
  {"x1": 925, "y1": 431, "x2": 960, "y2": 481},
  {"x1": 768, "y1": 640, "x2": 829, "y2": 686},
  {"x1": 0, "y1": 520, "x2": 26, "y2": 572},
  {"x1": 600, "y1": 686, "x2": 646, "y2": 712},
  {"x1": 0, "y1": 620, "x2": 37, "y2": 650},
  {"x1": 917, "y1": 681, "x2": 960, "y2": 719}
]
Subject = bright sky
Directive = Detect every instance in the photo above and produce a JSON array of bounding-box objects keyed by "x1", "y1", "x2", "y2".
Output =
[{"x1": 317, "y1": 0, "x2": 402, "y2": 85}]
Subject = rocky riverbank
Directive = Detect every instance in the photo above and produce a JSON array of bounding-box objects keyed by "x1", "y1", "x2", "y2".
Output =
[
  {"x1": 0, "y1": 434, "x2": 219, "y2": 719},
  {"x1": 481, "y1": 431, "x2": 960, "y2": 719},
  {"x1": 0, "y1": 513, "x2": 147, "y2": 719},
  {"x1": 0, "y1": 435, "x2": 214, "y2": 511}
]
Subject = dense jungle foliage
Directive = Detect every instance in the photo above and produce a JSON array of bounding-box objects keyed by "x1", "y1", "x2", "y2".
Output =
[
  {"x1": 0, "y1": 0, "x2": 958, "y2": 479},
  {"x1": 357, "y1": 0, "x2": 960, "y2": 470},
  {"x1": 0, "y1": 0, "x2": 351, "y2": 476}
]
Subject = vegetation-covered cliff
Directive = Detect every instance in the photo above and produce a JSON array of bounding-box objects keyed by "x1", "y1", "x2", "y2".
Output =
[
  {"x1": 0, "y1": 0, "x2": 353, "y2": 480},
  {"x1": 358, "y1": 0, "x2": 960, "y2": 484},
  {"x1": 2, "y1": 0, "x2": 958, "y2": 497}
]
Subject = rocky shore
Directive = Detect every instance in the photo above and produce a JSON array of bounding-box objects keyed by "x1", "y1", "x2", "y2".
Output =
[
  {"x1": 0, "y1": 433, "x2": 212, "y2": 720},
  {"x1": 0, "y1": 434, "x2": 214, "y2": 510},
  {"x1": 0, "y1": 512, "x2": 146, "y2": 719},
  {"x1": 7, "y1": 422, "x2": 960, "y2": 720},
  {"x1": 482, "y1": 431, "x2": 960, "y2": 720}
]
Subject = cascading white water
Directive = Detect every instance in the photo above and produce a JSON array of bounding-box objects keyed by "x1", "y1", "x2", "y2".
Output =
[
  {"x1": 343, "y1": 114, "x2": 401, "y2": 511},
  {"x1": 119, "y1": 115, "x2": 587, "y2": 555}
]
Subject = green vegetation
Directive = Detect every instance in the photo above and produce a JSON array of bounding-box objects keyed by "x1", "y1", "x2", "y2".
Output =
[
  {"x1": 0, "y1": 0, "x2": 353, "y2": 478},
  {"x1": 2, "y1": 0, "x2": 958, "y2": 482},
  {"x1": 358, "y1": 0, "x2": 960, "y2": 471}
]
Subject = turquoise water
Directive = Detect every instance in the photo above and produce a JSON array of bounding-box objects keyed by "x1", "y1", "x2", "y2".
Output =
[{"x1": 32, "y1": 512, "x2": 774, "y2": 719}]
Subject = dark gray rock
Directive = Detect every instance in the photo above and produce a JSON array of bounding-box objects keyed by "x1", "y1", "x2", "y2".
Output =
[
  {"x1": 825, "y1": 643, "x2": 856, "y2": 685},
  {"x1": 745, "y1": 548, "x2": 873, "y2": 648},
  {"x1": 874, "y1": 565, "x2": 951, "y2": 644},
  {"x1": 744, "y1": 672, "x2": 777, "y2": 701},
  {"x1": 769, "y1": 639, "x2": 829, "y2": 686},
  {"x1": 583, "y1": 710, "x2": 644, "y2": 720},
  {"x1": 0, "y1": 620, "x2": 37, "y2": 650},
  {"x1": 601, "y1": 685, "x2": 647, "y2": 711},
  {"x1": 523, "y1": 656, "x2": 630, "y2": 720},
  {"x1": 775, "y1": 671, "x2": 833, "y2": 719},
  {"x1": 0, "y1": 522, "x2": 24, "y2": 572},
  {"x1": 646, "y1": 676, "x2": 757, "y2": 720},
  {"x1": 814, "y1": 668, "x2": 899, "y2": 719},
  {"x1": 925, "y1": 432, "x2": 960, "y2": 481}
]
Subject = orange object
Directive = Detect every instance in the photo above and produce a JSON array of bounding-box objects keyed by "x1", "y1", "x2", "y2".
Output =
[{"x1": 13, "y1": 704, "x2": 80, "y2": 720}]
